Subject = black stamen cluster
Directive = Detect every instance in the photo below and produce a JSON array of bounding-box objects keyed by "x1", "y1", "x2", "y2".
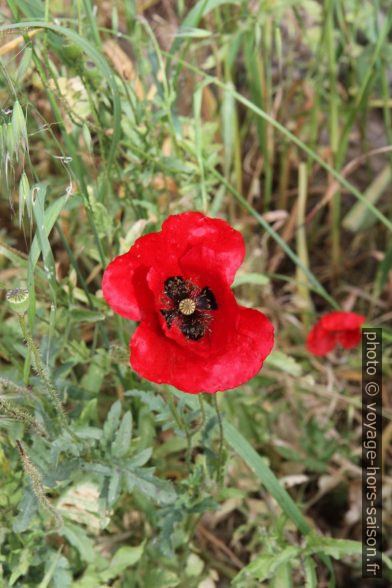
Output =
[{"x1": 160, "y1": 276, "x2": 218, "y2": 341}]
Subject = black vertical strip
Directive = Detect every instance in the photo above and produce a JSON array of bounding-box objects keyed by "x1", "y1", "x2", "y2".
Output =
[{"x1": 362, "y1": 327, "x2": 382, "y2": 579}]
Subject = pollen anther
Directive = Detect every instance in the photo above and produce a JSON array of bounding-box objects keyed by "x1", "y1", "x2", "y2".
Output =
[{"x1": 179, "y1": 298, "x2": 196, "y2": 315}]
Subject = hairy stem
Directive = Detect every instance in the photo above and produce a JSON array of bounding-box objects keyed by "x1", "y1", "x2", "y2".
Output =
[
  {"x1": 16, "y1": 440, "x2": 63, "y2": 529},
  {"x1": 17, "y1": 315, "x2": 77, "y2": 441},
  {"x1": 213, "y1": 393, "x2": 224, "y2": 486},
  {"x1": 0, "y1": 398, "x2": 47, "y2": 437}
]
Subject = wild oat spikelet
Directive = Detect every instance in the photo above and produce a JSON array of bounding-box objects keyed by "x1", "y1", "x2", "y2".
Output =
[{"x1": 16, "y1": 440, "x2": 62, "y2": 529}]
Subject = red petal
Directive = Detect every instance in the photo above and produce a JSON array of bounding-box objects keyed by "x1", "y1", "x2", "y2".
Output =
[
  {"x1": 162, "y1": 212, "x2": 245, "y2": 284},
  {"x1": 130, "y1": 306, "x2": 274, "y2": 393},
  {"x1": 102, "y1": 231, "x2": 180, "y2": 320},
  {"x1": 320, "y1": 311, "x2": 365, "y2": 332},
  {"x1": 306, "y1": 323, "x2": 337, "y2": 356},
  {"x1": 337, "y1": 329, "x2": 362, "y2": 349},
  {"x1": 102, "y1": 213, "x2": 245, "y2": 319},
  {"x1": 102, "y1": 251, "x2": 145, "y2": 320}
]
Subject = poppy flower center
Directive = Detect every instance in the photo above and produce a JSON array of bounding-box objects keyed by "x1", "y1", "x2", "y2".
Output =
[
  {"x1": 179, "y1": 298, "x2": 196, "y2": 315},
  {"x1": 160, "y1": 275, "x2": 218, "y2": 341}
]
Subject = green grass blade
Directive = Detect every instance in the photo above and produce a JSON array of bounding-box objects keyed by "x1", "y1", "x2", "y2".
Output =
[
  {"x1": 211, "y1": 167, "x2": 338, "y2": 309},
  {"x1": 31, "y1": 183, "x2": 57, "y2": 296},
  {"x1": 168, "y1": 0, "x2": 240, "y2": 59},
  {"x1": 163, "y1": 52, "x2": 392, "y2": 233},
  {"x1": 226, "y1": 85, "x2": 392, "y2": 233},
  {"x1": 30, "y1": 194, "x2": 68, "y2": 268},
  {"x1": 343, "y1": 165, "x2": 392, "y2": 232},
  {"x1": 336, "y1": 5, "x2": 392, "y2": 166}
]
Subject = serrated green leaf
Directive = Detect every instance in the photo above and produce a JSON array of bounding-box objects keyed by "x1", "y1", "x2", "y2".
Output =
[
  {"x1": 107, "y1": 469, "x2": 121, "y2": 507},
  {"x1": 13, "y1": 489, "x2": 37, "y2": 533},
  {"x1": 79, "y1": 398, "x2": 98, "y2": 423},
  {"x1": 125, "y1": 389, "x2": 167, "y2": 414},
  {"x1": 127, "y1": 447, "x2": 152, "y2": 468},
  {"x1": 80, "y1": 361, "x2": 105, "y2": 395},
  {"x1": 111, "y1": 411, "x2": 132, "y2": 457},
  {"x1": 308, "y1": 537, "x2": 361, "y2": 559},
  {"x1": 62, "y1": 522, "x2": 96, "y2": 563},
  {"x1": 233, "y1": 546, "x2": 300, "y2": 584},
  {"x1": 74, "y1": 426, "x2": 102, "y2": 440},
  {"x1": 39, "y1": 551, "x2": 71, "y2": 588},
  {"x1": 102, "y1": 400, "x2": 121, "y2": 443},
  {"x1": 99, "y1": 543, "x2": 145, "y2": 582},
  {"x1": 9, "y1": 548, "x2": 32, "y2": 586},
  {"x1": 126, "y1": 468, "x2": 177, "y2": 505},
  {"x1": 82, "y1": 463, "x2": 112, "y2": 476}
]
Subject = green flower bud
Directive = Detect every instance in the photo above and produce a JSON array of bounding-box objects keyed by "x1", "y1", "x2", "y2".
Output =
[{"x1": 6, "y1": 288, "x2": 30, "y2": 314}]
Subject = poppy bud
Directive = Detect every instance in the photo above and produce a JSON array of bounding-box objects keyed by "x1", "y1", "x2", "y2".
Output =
[{"x1": 6, "y1": 288, "x2": 30, "y2": 315}]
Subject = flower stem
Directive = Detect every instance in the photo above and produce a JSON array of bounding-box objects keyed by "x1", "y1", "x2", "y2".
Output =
[
  {"x1": 188, "y1": 394, "x2": 206, "y2": 440},
  {"x1": 198, "y1": 394, "x2": 206, "y2": 426},
  {"x1": 167, "y1": 390, "x2": 184, "y2": 430},
  {"x1": 17, "y1": 315, "x2": 77, "y2": 441},
  {"x1": 213, "y1": 393, "x2": 224, "y2": 486},
  {"x1": 167, "y1": 390, "x2": 192, "y2": 464}
]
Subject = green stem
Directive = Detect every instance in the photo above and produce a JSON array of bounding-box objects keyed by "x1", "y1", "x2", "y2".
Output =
[
  {"x1": 213, "y1": 393, "x2": 224, "y2": 486},
  {"x1": 16, "y1": 440, "x2": 63, "y2": 530},
  {"x1": 0, "y1": 398, "x2": 47, "y2": 437},
  {"x1": 17, "y1": 314, "x2": 77, "y2": 441},
  {"x1": 187, "y1": 393, "x2": 207, "y2": 440},
  {"x1": 167, "y1": 391, "x2": 192, "y2": 464},
  {"x1": 198, "y1": 394, "x2": 206, "y2": 427}
]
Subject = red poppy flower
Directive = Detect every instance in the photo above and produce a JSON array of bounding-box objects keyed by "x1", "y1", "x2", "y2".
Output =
[
  {"x1": 306, "y1": 311, "x2": 366, "y2": 357},
  {"x1": 102, "y1": 212, "x2": 274, "y2": 393}
]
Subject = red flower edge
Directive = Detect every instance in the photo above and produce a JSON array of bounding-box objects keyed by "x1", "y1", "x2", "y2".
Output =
[
  {"x1": 306, "y1": 311, "x2": 366, "y2": 357},
  {"x1": 102, "y1": 212, "x2": 274, "y2": 393}
]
